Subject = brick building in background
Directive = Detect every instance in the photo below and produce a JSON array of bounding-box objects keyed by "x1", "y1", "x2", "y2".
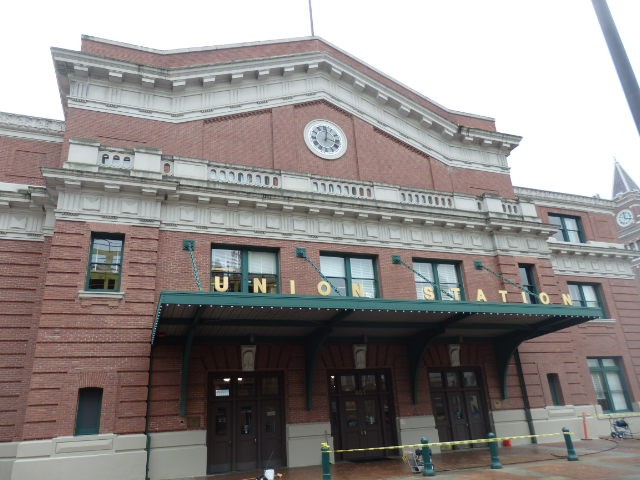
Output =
[{"x1": 0, "y1": 36, "x2": 639, "y2": 480}]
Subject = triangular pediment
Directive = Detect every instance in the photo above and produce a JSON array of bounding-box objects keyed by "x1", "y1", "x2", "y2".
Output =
[{"x1": 52, "y1": 36, "x2": 521, "y2": 173}]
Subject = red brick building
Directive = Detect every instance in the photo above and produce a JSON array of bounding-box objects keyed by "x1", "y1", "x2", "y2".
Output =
[{"x1": 1, "y1": 36, "x2": 639, "y2": 480}]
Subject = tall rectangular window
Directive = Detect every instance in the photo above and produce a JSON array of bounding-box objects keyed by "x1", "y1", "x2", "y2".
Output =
[
  {"x1": 547, "y1": 373, "x2": 564, "y2": 406},
  {"x1": 319, "y1": 255, "x2": 377, "y2": 297},
  {"x1": 588, "y1": 358, "x2": 630, "y2": 413},
  {"x1": 548, "y1": 214, "x2": 585, "y2": 243},
  {"x1": 518, "y1": 264, "x2": 538, "y2": 304},
  {"x1": 413, "y1": 261, "x2": 463, "y2": 301},
  {"x1": 75, "y1": 387, "x2": 103, "y2": 435},
  {"x1": 87, "y1": 234, "x2": 124, "y2": 291},
  {"x1": 211, "y1": 247, "x2": 278, "y2": 293}
]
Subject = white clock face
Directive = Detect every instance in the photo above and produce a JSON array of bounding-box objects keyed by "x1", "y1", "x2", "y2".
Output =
[
  {"x1": 617, "y1": 209, "x2": 634, "y2": 227},
  {"x1": 304, "y1": 120, "x2": 347, "y2": 159}
]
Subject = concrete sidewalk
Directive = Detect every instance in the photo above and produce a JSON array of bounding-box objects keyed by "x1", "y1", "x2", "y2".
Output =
[{"x1": 190, "y1": 438, "x2": 640, "y2": 480}]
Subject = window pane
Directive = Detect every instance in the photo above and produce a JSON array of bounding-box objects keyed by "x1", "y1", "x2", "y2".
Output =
[
  {"x1": 88, "y1": 235, "x2": 123, "y2": 291},
  {"x1": 429, "y1": 372, "x2": 443, "y2": 388},
  {"x1": 358, "y1": 279, "x2": 376, "y2": 298},
  {"x1": 361, "y1": 374, "x2": 377, "y2": 392},
  {"x1": 601, "y1": 358, "x2": 616, "y2": 367},
  {"x1": 606, "y1": 372, "x2": 622, "y2": 390},
  {"x1": 262, "y1": 377, "x2": 279, "y2": 395},
  {"x1": 320, "y1": 256, "x2": 346, "y2": 277},
  {"x1": 349, "y1": 258, "x2": 374, "y2": 279},
  {"x1": 436, "y1": 264, "x2": 458, "y2": 285},
  {"x1": 463, "y1": 371, "x2": 477, "y2": 387},
  {"x1": 569, "y1": 284, "x2": 582, "y2": 306},
  {"x1": 581, "y1": 286, "x2": 599, "y2": 308},
  {"x1": 414, "y1": 263, "x2": 435, "y2": 282},
  {"x1": 610, "y1": 391, "x2": 628, "y2": 411},
  {"x1": 325, "y1": 277, "x2": 347, "y2": 296},
  {"x1": 566, "y1": 229, "x2": 581, "y2": 243},
  {"x1": 75, "y1": 388, "x2": 102, "y2": 435},
  {"x1": 237, "y1": 377, "x2": 255, "y2": 396},
  {"x1": 564, "y1": 217, "x2": 578, "y2": 232},
  {"x1": 248, "y1": 251, "x2": 277, "y2": 275},
  {"x1": 212, "y1": 249, "x2": 241, "y2": 272},
  {"x1": 591, "y1": 372, "x2": 606, "y2": 399},
  {"x1": 587, "y1": 358, "x2": 599, "y2": 368},
  {"x1": 340, "y1": 375, "x2": 356, "y2": 392}
]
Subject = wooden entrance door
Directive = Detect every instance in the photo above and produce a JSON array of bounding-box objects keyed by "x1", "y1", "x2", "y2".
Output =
[
  {"x1": 207, "y1": 374, "x2": 285, "y2": 474},
  {"x1": 329, "y1": 371, "x2": 396, "y2": 460},
  {"x1": 428, "y1": 369, "x2": 489, "y2": 446}
]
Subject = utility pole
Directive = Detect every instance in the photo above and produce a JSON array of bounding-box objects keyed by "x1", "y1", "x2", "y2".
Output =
[{"x1": 591, "y1": 0, "x2": 640, "y2": 136}]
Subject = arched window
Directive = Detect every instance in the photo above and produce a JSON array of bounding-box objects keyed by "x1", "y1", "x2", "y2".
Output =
[
  {"x1": 123, "y1": 156, "x2": 131, "y2": 168},
  {"x1": 112, "y1": 155, "x2": 120, "y2": 166},
  {"x1": 101, "y1": 154, "x2": 109, "y2": 165}
]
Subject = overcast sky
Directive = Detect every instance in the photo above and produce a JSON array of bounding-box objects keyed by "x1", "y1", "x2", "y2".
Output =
[{"x1": 2, "y1": 0, "x2": 639, "y2": 199}]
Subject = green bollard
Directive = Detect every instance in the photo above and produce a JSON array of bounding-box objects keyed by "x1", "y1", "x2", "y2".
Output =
[
  {"x1": 562, "y1": 427, "x2": 579, "y2": 461},
  {"x1": 488, "y1": 432, "x2": 503, "y2": 469},
  {"x1": 321, "y1": 443, "x2": 332, "y2": 479},
  {"x1": 421, "y1": 437, "x2": 436, "y2": 477}
]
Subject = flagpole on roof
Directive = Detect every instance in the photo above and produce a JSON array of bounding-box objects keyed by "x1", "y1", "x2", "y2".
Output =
[{"x1": 308, "y1": 0, "x2": 315, "y2": 36}]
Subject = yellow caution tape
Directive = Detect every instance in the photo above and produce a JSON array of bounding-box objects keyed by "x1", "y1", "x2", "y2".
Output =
[
  {"x1": 325, "y1": 431, "x2": 569, "y2": 454},
  {"x1": 596, "y1": 412, "x2": 640, "y2": 419}
]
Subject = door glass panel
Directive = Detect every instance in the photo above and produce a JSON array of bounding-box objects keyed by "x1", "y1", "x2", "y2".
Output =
[
  {"x1": 379, "y1": 373, "x2": 388, "y2": 391},
  {"x1": 215, "y1": 407, "x2": 228, "y2": 435},
  {"x1": 344, "y1": 400, "x2": 358, "y2": 428},
  {"x1": 467, "y1": 393, "x2": 482, "y2": 419},
  {"x1": 363, "y1": 399, "x2": 377, "y2": 425},
  {"x1": 429, "y1": 372, "x2": 443, "y2": 388},
  {"x1": 450, "y1": 394, "x2": 465, "y2": 420},
  {"x1": 263, "y1": 404, "x2": 277, "y2": 433},
  {"x1": 237, "y1": 377, "x2": 255, "y2": 396},
  {"x1": 382, "y1": 400, "x2": 392, "y2": 425},
  {"x1": 446, "y1": 372, "x2": 459, "y2": 388},
  {"x1": 432, "y1": 395, "x2": 447, "y2": 422},
  {"x1": 361, "y1": 374, "x2": 377, "y2": 392},
  {"x1": 463, "y1": 371, "x2": 477, "y2": 387},
  {"x1": 341, "y1": 375, "x2": 356, "y2": 392},
  {"x1": 239, "y1": 405, "x2": 253, "y2": 435},
  {"x1": 262, "y1": 376, "x2": 279, "y2": 395},
  {"x1": 214, "y1": 378, "x2": 232, "y2": 397}
]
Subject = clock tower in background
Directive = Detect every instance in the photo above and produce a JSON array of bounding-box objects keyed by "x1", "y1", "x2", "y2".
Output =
[{"x1": 613, "y1": 160, "x2": 640, "y2": 284}]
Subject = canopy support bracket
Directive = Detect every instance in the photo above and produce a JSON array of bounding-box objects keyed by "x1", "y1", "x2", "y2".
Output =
[
  {"x1": 180, "y1": 306, "x2": 203, "y2": 416},
  {"x1": 304, "y1": 326, "x2": 332, "y2": 410},
  {"x1": 408, "y1": 328, "x2": 444, "y2": 404}
]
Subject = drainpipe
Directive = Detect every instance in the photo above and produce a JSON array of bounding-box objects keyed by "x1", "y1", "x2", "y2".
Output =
[
  {"x1": 514, "y1": 349, "x2": 537, "y2": 444},
  {"x1": 145, "y1": 344, "x2": 157, "y2": 480}
]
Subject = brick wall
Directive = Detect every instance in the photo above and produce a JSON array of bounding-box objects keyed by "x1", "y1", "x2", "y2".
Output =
[
  {"x1": 0, "y1": 136, "x2": 63, "y2": 185},
  {"x1": 21, "y1": 221, "x2": 158, "y2": 440},
  {"x1": 63, "y1": 104, "x2": 513, "y2": 197}
]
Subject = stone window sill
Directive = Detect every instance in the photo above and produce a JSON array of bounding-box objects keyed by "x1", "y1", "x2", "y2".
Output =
[{"x1": 78, "y1": 290, "x2": 126, "y2": 300}]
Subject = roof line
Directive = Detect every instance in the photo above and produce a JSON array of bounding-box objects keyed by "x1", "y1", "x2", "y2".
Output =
[{"x1": 78, "y1": 34, "x2": 496, "y2": 123}]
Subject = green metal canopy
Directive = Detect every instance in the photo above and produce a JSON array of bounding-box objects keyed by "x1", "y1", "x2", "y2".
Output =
[{"x1": 151, "y1": 291, "x2": 602, "y2": 412}]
